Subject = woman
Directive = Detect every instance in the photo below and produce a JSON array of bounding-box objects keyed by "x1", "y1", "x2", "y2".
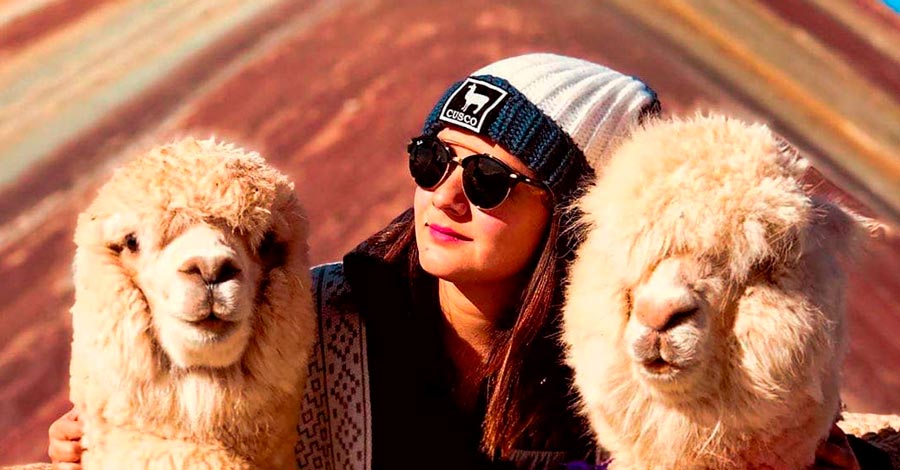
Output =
[
  {"x1": 315, "y1": 53, "x2": 657, "y2": 469},
  {"x1": 48, "y1": 53, "x2": 863, "y2": 469}
]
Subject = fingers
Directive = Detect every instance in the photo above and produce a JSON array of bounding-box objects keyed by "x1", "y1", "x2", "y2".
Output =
[
  {"x1": 48, "y1": 438, "x2": 83, "y2": 464},
  {"x1": 49, "y1": 408, "x2": 84, "y2": 441},
  {"x1": 64, "y1": 406, "x2": 81, "y2": 422},
  {"x1": 48, "y1": 406, "x2": 85, "y2": 464}
]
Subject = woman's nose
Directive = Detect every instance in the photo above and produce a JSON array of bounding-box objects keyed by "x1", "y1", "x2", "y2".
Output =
[{"x1": 431, "y1": 165, "x2": 469, "y2": 216}]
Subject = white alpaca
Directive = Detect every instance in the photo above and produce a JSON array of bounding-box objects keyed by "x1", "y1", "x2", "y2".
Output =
[
  {"x1": 563, "y1": 115, "x2": 871, "y2": 470},
  {"x1": 462, "y1": 83, "x2": 490, "y2": 114},
  {"x1": 64, "y1": 137, "x2": 314, "y2": 469}
]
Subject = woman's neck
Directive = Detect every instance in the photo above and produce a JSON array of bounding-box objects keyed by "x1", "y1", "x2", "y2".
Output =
[{"x1": 437, "y1": 277, "x2": 521, "y2": 411}]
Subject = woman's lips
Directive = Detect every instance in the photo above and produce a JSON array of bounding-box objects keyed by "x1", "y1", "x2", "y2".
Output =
[{"x1": 427, "y1": 223, "x2": 472, "y2": 242}]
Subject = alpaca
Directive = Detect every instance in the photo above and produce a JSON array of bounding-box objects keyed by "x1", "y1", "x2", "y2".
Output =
[
  {"x1": 562, "y1": 115, "x2": 870, "y2": 470},
  {"x1": 65, "y1": 137, "x2": 314, "y2": 469}
]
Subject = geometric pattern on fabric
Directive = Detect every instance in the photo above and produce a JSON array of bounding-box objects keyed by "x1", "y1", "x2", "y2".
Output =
[{"x1": 295, "y1": 262, "x2": 371, "y2": 470}]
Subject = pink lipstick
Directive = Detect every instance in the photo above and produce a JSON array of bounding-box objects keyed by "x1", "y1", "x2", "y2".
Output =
[{"x1": 427, "y1": 223, "x2": 471, "y2": 243}]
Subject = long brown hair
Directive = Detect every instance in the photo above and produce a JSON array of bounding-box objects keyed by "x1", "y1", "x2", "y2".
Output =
[
  {"x1": 481, "y1": 202, "x2": 588, "y2": 458},
  {"x1": 479, "y1": 102, "x2": 663, "y2": 457},
  {"x1": 379, "y1": 204, "x2": 582, "y2": 459},
  {"x1": 381, "y1": 102, "x2": 660, "y2": 459}
]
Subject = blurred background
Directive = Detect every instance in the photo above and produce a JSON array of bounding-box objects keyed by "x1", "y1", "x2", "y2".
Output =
[{"x1": 0, "y1": 0, "x2": 897, "y2": 465}]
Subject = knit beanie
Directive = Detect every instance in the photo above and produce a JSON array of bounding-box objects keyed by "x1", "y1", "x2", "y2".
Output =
[{"x1": 422, "y1": 53, "x2": 660, "y2": 203}]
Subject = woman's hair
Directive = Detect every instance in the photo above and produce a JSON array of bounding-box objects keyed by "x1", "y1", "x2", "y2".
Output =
[
  {"x1": 407, "y1": 52, "x2": 663, "y2": 459},
  {"x1": 482, "y1": 101, "x2": 662, "y2": 459},
  {"x1": 379, "y1": 208, "x2": 580, "y2": 456},
  {"x1": 382, "y1": 193, "x2": 593, "y2": 458},
  {"x1": 482, "y1": 207, "x2": 579, "y2": 456}
]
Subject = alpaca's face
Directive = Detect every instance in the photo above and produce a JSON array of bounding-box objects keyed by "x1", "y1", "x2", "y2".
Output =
[
  {"x1": 140, "y1": 224, "x2": 263, "y2": 369},
  {"x1": 562, "y1": 117, "x2": 858, "y2": 470},
  {"x1": 624, "y1": 255, "x2": 725, "y2": 394},
  {"x1": 104, "y1": 214, "x2": 275, "y2": 369}
]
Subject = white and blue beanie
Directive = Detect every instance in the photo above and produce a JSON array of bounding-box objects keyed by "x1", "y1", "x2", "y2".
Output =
[{"x1": 422, "y1": 53, "x2": 661, "y2": 202}]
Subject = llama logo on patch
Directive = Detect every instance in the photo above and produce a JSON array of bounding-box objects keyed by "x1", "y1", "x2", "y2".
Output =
[{"x1": 438, "y1": 78, "x2": 509, "y2": 133}]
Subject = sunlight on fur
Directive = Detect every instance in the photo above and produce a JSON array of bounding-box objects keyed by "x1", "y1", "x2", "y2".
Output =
[
  {"x1": 68, "y1": 137, "x2": 314, "y2": 469},
  {"x1": 563, "y1": 114, "x2": 871, "y2": 470}
]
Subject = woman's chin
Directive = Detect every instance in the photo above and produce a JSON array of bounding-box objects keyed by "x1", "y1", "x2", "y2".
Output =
[{"x1": 419, "y1": 251, "x2": 460, "y2": 278}]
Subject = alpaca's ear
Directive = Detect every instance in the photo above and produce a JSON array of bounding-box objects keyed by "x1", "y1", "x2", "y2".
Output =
[
  {"x1": 802, "y1": 196, "x2": 883, "y2": 261},
  {"x1": 774, "y1": 135, "x2": 810, "y2": 179}
]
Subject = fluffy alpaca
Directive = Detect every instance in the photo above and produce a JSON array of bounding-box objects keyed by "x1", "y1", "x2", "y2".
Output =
[
  {"x1": 67, "y1": 137, "x2": 314, "y2": 469},
  {"x1": 563, "y1": 115, "x2": 869, "y2": 470}
]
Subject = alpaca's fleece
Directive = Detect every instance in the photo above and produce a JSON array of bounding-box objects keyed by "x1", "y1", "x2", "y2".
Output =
[
  {"x1": 563, "y1": 115, "x2": 868, "y2": 470},
  {"x1": 69, "y1": 138, "x2": 314, "y2": 469}
]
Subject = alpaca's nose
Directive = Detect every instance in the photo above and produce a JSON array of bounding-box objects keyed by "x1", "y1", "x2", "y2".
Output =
[
  {"x1": 179, "y1": 256, "x2": 242, "y2": 285},
  {"x1": 633, "y1": 296, "x2": 698, "y2": 332}
]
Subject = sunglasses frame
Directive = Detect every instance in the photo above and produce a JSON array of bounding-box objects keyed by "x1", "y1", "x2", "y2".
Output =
[{"x1": 408, "y1": 135, "x2": 549, "y2": 210}]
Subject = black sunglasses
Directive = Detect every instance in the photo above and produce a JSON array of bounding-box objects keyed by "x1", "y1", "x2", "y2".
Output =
[{"x1": 407, "y1": 135, "x2": 548, "y2": 210}]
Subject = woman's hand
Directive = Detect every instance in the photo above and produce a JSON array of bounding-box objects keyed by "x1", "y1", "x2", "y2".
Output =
[
  {"x1": 812, "y1": 423, "x2": 860, "y2": 470},
  {"x1": 47, "y1": 406, "x2": 84, "y2": 470}
]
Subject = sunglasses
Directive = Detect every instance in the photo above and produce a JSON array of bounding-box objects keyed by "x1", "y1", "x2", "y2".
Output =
[{"x1": 407, "y1": 135, "x2": 548, "y2": 210}]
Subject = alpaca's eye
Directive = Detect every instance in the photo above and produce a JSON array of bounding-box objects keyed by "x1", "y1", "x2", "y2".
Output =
[
  {"x1": 124, "y1": 233, "x2": 139, "y2": 253},
  {"x1": 624, "y1": 290, "x2": 634, "y2": 317},
  {"x1": 258, "y1": 231, "x2": 287, "y2": 269},
  {"x1": 107, "y1": 233, "x2": 139, "y2": 255},
  {"x1": 669, "y1": 307, "x2": 699, "y2": 328}
]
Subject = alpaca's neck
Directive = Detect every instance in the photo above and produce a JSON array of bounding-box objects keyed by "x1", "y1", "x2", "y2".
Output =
[
  {"x1": 85, "y1": 364, "x2": 297, "y2": 462},
  {"x1": 172, "y1": 370, "x2": 241, "y2": 434},
  {"x1": 594, "y1": 378, "x2": 825, "y2": 470}
]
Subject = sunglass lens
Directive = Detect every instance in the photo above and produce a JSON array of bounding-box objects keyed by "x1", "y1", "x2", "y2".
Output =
[
  {"x1": 463, "y1": 156, "x2": 512, "y2": 209},
  {"x1": 409, "y1": 138, "x2": 449, "y2": 189}
]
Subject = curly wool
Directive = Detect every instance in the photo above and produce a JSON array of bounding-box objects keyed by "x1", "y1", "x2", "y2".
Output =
[
  {"x1": 69, "y1": 137, "x2": 314, "y2": 469},
  {"x1": 82, "y1": 138, "x2": 294, "y2": 248},
  {"x1": 563, "y1": 114, "x2": 868, "y2": 470}
]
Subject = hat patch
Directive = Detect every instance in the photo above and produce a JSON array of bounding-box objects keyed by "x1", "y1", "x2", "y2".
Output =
[{"x1": 438, "y1": 78, "x2": 508, "y2": 133}]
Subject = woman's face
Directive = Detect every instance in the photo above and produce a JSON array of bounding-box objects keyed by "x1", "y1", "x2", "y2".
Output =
[{"x1": 414, "y1": 127, "x2": 551, "y2": 285}]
